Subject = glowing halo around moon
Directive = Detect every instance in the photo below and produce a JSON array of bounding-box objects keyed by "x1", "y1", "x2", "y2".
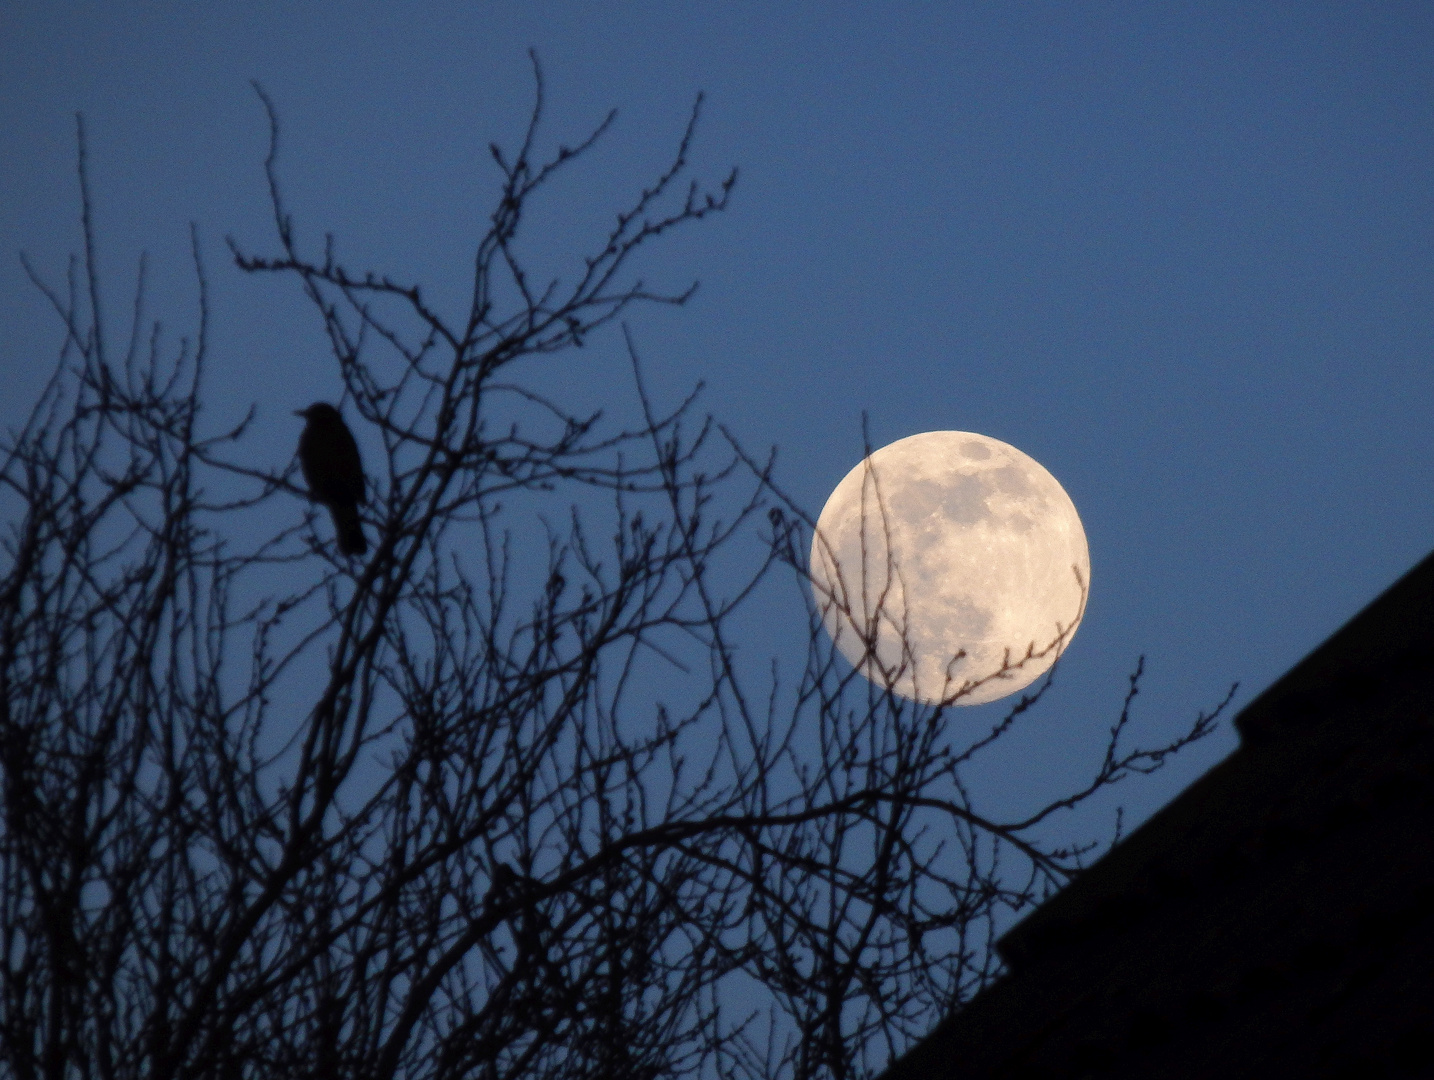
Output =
[{"x1": 809, "y1": 431, "x2": 1090, "y2": 706}]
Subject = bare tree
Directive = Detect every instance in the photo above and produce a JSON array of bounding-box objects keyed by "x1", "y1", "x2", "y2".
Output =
[{"x1": 0, "y1": 59, "x2": 1234, "y2": 1080}]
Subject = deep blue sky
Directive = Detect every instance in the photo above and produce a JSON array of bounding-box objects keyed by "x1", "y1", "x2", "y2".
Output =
[{"x1": 4, "y1": 2, "x2": 1433, "y2": 842}]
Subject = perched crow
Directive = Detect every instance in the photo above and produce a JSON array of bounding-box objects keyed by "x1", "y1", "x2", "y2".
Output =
[{"x1": 295, "y1": 403, "x2": 367, "y2": 556}]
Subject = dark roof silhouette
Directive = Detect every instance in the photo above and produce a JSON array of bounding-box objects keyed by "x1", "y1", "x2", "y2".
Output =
[{"x1": 882, "y1": 550, "x2": 1434, "y2": 1079}]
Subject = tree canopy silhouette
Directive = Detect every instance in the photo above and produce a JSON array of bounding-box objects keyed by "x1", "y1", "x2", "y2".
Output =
[{"x1": 0, "y1": 57, "x2": 1232, "y2": 1080}]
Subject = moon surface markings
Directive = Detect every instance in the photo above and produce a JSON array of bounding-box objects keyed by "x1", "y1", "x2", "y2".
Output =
[{"x1": 810, "y1": 431, "x2": 1090, "y2": 706}]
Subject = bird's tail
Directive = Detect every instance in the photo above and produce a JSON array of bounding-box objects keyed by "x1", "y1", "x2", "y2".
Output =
[{"x1": 329, "y1": 504, "x2": 367, "y2": 556}]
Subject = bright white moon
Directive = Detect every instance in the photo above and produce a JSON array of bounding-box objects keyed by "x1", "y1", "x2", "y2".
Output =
[{"x1": 810, "y1": 431, "x2": 1089, "y2": 706}]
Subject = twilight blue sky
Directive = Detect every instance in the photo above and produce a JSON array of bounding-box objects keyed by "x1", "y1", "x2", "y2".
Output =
[{"x1": 3, "y1": 2, "x2": 1433, "y2": 842}]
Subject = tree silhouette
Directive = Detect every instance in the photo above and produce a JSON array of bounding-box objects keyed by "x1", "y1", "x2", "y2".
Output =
[{"x1": 0, "y1": 58, "x2": 1233, "y2": 1080}]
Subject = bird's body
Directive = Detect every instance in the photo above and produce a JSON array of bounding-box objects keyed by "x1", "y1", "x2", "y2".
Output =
[{"x1": 296, "y1": 403, "x2": 367, "y2": 555}]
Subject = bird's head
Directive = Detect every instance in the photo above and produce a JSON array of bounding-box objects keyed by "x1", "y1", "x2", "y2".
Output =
[{"x1": 296, "y1": 402, "x2": 343, "y2": 423}]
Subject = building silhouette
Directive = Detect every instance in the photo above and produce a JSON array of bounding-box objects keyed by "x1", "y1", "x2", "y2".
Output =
[{"x1": 882, "y1": 551, "x2": 1434, "y2": 1079}]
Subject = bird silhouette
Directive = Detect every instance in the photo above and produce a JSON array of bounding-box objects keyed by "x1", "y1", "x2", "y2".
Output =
[{"x1": 295, "y1": 403, "x2": 367, "y2": 556}]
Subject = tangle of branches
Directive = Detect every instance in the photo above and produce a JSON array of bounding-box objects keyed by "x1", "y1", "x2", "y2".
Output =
[{"x1": 0, "y1": 58, "x2": 1234, "y2": 1080}]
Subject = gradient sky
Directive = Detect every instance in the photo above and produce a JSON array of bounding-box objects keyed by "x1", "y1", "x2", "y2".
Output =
[{"x1": 4, "y1": 2, "x2": 1433, "y2": 852}]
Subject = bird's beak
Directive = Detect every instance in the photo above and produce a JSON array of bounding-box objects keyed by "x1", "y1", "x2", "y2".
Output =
[{"x1": 294, "y1": 409, "x2": 307, "y2": 418}]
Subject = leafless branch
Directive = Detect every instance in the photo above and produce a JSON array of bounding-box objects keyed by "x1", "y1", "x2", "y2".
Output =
[{"x1": 1, "y1": 68, "x2": 1227, "y2": 1080}]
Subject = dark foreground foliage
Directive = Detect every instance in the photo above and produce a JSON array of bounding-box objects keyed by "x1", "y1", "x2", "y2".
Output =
[{"x1": 0, "y1": 59, "x2": 1232, "y2": 1080}]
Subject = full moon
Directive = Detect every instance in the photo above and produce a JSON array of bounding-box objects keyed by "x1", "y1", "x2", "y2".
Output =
[{"x1": 809, "y1": 431, "x2": 1089, "y2": 706}]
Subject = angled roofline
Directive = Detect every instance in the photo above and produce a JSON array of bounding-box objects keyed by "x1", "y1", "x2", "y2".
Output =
[
  {"x1": 998, "y1": 547, "x2": 1434, "y2": 971},
  {"x1": 880, "y1": 547, "x2": 1434, "y2": 1078}
]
